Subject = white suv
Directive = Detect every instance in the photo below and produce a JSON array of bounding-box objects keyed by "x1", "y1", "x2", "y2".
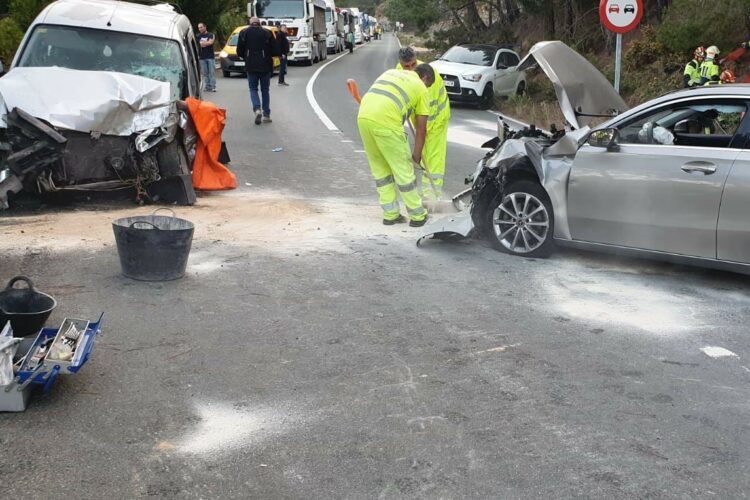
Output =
[{"x1": 431, "y1": 43, "x2": 526, "y2": 109}]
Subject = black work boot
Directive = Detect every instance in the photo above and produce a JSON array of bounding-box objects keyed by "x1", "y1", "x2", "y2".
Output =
[
  {"x1": 383, "y1": 215, "x2": 406, "y2": 226},
  {"x1": 409, "y1": 216, "x2": 429, "y2": 228}
]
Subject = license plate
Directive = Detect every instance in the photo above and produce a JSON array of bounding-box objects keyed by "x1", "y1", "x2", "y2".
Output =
[
  {"x1": 234, "y1": 61, "x2": 245, "y2": 67},
  {"x1": 443, "y1": 80, "x2": 455, "y2": 87}
]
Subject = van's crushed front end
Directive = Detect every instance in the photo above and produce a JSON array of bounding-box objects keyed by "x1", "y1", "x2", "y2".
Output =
[{"x1": 0, "y1": 67, "x2": 196, "y2": 209}]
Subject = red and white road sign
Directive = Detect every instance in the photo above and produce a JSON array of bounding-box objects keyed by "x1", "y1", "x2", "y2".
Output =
[{"x1": 599, "y1": 0, "x2": 643, "y2": 34}]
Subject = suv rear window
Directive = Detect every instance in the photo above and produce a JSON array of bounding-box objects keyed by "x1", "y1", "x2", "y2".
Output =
[{"x1": 17, "y1": 24, "x2": 186, "y2": 100}]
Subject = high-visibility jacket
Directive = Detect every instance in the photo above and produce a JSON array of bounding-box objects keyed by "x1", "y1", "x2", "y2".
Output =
[
  {"x1": 699, "y1": 60, "x2": 720, "y2": 85},
  {"x1": 358, "y1": 69, "x2": 430, "y2": 131},
  {"x1": 397, "y1": 60, "x2": 451, "y2": 127},
  {"x1": 683, "y1": 59, "x2": 701, "y2": 88}
]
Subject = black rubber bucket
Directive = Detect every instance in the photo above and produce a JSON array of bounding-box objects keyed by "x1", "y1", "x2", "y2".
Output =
[
  {"x1": 112, "y1": 209, "x2": 194, "y2": 281},
  {"x1": 0, "y1": 276, "x2": 57, "y2": 337}
]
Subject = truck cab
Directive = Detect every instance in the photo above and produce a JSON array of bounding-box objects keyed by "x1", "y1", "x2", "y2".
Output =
[
  {"x1": 324, "y1": 0, "x2": 342, "y2": 54},
  {"x1": 249, "y1": 0, "x2": 327, "y2": 66},
  {"x1": 348, "y1": 7, "x2": 363, "y2": 44}
]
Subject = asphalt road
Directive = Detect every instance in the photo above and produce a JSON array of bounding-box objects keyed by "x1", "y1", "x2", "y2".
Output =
[{"x1": 2, "y1": 34, "x2": 750, "y2": 499}]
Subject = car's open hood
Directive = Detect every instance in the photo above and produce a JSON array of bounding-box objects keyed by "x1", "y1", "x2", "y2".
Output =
[{"x1": 518, "y1": 41, "x2": 628, "y2": 129}]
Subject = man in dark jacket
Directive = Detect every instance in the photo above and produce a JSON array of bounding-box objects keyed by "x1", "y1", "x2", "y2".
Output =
[
  {"x1": 237, "y1": 17, "x2": 276, "y2": 124},
  {"x1": 277, "y1": 24, "x2": 290, "y2": 86}
]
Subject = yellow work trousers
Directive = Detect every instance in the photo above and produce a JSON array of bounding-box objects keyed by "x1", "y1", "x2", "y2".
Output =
[
  {"x1": 421, "y1": 120, "x2": 448, "y2": 200},
  {"x1": 358, "y1": 118, "x2": 427, "y2": 222}
]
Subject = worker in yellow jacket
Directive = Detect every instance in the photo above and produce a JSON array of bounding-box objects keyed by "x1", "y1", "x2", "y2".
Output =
[
  {"x1": 357, "y1": 65, "x2": 435, "y2": 227},
  {"x1": 397, "y1": 47, "x2": 451, "y2": 200}
]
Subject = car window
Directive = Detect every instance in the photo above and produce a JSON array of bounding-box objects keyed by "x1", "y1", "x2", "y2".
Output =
[
  {"x1": 440, "y1": 45, "x2": 496, "y2": 66},
  {"x1": 17, "y1": 24, "x2": 186, "y2": 100},
  {"x1": 498, "y1": 52, "x2": 518, "y2": 68},
  {"x1": 617, "y1": 100, "x2": 747, "y2": 148}
]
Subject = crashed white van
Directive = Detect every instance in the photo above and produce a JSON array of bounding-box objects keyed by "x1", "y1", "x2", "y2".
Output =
[{"x1": 0, "y1": 0, "x2": 203, "y2": 208}]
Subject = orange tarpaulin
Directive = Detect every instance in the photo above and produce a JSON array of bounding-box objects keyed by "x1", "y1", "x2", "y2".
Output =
[{"x1": 186, "y1": 97, "x2": 237, "y2": 191}]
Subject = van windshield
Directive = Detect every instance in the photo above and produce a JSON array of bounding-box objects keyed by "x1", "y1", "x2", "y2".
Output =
[
  {"x1": 256, "y1": 0, "x2": 304, "y2": 19},
  {"x1": 17, "y1": 25, "x2": 186, "y2": 100}
]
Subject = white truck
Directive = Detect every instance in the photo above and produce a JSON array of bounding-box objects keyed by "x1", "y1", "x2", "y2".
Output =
[
  {"x1": 324, "y1": 0, "x2": 343, "y2": 54},
  {"x1": 348, "y1": 7, "x2": 363, "y2": 44},
  {"x1": 249, "y1": 0, "x2": 327, "y2": 66}
]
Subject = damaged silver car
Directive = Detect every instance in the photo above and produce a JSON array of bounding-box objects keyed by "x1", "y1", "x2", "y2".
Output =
[
  {"x1": 0, "y1": 0, "x2": 203, "y2": 209},
  {"x1": 422, "y1": 41, "x2": 750, "y2": 275}
]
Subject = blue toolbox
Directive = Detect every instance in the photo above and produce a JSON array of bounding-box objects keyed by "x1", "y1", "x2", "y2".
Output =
[{"x1": 0, "y1": 314, "x2": 103, "y2": 411}]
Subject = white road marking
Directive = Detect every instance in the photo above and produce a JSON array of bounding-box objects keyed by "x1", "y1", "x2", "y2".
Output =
[
  {"x1": 700, "y1": 346, "x2": 739, "y2": 359},
  {"x1": 341, "y1": 139, "x2": 353, "y2": 143},
  {"x1": 306, "y1": 51, "x2": 352, "y2": 132},
  {"x1": 354, "y1": 149, "x2": 366, "y2": 153}
]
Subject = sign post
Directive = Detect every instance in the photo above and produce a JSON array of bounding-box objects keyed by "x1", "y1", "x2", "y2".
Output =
[{"x1": 599, "y1": 0, "x2": 644, "y2": 94}]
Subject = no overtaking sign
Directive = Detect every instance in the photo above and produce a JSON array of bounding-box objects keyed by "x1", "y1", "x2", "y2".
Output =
[
  {"x1": 600, "y1": 0, "x2": 643, "y2": 93},
  {"x1": 599, "y1": 0, "x2": 643, "y2": 34}
]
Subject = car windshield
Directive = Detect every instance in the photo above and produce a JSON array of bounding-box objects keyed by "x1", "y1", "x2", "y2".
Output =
[
  {"x1": 17, "y1": 25, "x2": 185, "y2": 100},
  {"x1": 228, "y1": 33, "x2": 239, "y2": 46},
  {"x1": 440, "y1": 45, "x2": 496, "y2": 66},
  {"x1": 256, "y1": 0, "x2": 304, "y2": 19},
  {"x1": 325, "y1": 8, "x2": 332, "y2": 22}
]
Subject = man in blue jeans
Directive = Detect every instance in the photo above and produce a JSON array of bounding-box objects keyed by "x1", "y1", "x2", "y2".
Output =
[
  {"x1": 197, "y1": 22, "x2": 216, "y2": 92},
  {"x1": 237, "y1": 17, "x2": 277, "y2": 124}
]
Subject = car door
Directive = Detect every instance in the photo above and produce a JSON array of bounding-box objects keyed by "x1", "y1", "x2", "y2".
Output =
[
  {"x1": 493, "y1": 51, "x2": 514, "y2": 95},
  {"x1": 567, "y1": 98, "x2": 746, "y2": 259},
  {"x1": 717, "y1": 148, "x2": 750, "y2": 264}
]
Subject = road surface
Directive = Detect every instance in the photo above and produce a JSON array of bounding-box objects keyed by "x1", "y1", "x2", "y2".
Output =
[{"x1": 2, "y1": 34, "x2": 750, "y2": 499}]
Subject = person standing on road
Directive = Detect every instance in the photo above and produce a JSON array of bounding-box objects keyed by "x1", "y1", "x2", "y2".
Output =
[
  {"x1": 397, "y1": 47, "x2": 451, "y2": 200},
  {"x1": 346, "y1": 29, "x2": 355, "y2": 54},
  {"x1": 277, "y1": 24, "x2": 290, "y2": 86},
  {"x1": 357, "y1": 65, "x2": 434, "y2": 227},
  {"x1": 197, "y1": 22, "x2": 216, "y2": 92},
  {"x1": 237, "y1": 17, "x2": 277, "y2": 124}
]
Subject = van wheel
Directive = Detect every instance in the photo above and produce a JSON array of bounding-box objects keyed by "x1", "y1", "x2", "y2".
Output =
[
  {"x1": 486, "y1": 181, "x2": 554, "y2": 258},
  {"x1": 516, "y1": 81, "x2": 526, "y2": 96}
]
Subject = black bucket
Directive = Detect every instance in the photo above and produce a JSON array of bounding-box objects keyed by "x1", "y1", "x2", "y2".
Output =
[
  {"x1": 0, "y1": 276, "x2": 57, "y2": 337},
  {"x1": 112, "y1": 209, "x2": 195, "y2": 281}
]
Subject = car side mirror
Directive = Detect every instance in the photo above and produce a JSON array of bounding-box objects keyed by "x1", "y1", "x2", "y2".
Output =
[{"x1": 588, "y1": 128, "x2": 620, "y2": 152}]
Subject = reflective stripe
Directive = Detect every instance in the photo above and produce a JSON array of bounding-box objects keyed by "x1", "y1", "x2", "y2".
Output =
[
  {"x1": 397, "y1": 180, "x2": 417, "y2": 192},
  {"x1": 375, "y1": 175, "x2": 394, "y2": 187},
  {"x1": 429, "y1": 100, "x2": 438, "y2": 106},
  {"x1": 425, "y1": 173, "x2": 444, "y2": 181},
  {"x1": 428, "y1": 96, "x2": 449, "y2": 122},
  {"x1": 369, "y1": 88, "x2": 403, "y2": 111},
  {"x1": 407, "y1": 205, "x2": 427, "y2": 216},
  {"x1": 381, "y1": 201, "x2": 399, "y2": 211},
  {"x1": 438, "y1": 86, "x2": 446, "y2": 98},
  {"x1": 374, "y1": 78, "x2": 410, "y2": 106}
]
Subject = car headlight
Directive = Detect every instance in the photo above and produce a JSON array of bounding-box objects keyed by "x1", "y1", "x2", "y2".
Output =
[
  {"x1": 297, "y1": 41, "x2": 310, "y2": 49},
  {"x1": 461, "y1": 73, "x2": 483, "y2": 82},
  {"x1": 219, "y1": 50, "x2": 228, "y2": 58}
]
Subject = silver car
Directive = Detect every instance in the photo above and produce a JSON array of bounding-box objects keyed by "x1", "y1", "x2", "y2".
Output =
[{"x1": 423, "y1": 41, "x2": 750, "y2": 275}]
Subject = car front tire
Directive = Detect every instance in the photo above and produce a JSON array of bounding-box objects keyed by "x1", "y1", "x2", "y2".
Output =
[
  {"x1": 479, "y1": 84, "x2": 494, "y2": 110},
  {"x1": 486, "y1": 180, "x2": 554, "y2": 258},
  {"x1": 222, "y1": 70, "x2": 230, "y2": 77}
]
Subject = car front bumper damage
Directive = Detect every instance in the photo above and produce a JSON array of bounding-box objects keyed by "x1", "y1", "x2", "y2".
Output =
[{"x1": 0, "y1": 67, "x2": 196, "y2": 209}]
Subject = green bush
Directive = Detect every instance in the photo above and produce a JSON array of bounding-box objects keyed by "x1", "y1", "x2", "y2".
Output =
[
  {"x1": 658, "y1": 0, "x2": 750, "y2": 55},
  {"x1": 0, "y1": 17, "x2": 24, "y2": 64}
]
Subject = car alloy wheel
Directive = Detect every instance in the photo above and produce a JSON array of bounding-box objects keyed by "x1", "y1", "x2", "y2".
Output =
[{"x1": 489, "y1": 181, "x2": 553, "y2": 257}]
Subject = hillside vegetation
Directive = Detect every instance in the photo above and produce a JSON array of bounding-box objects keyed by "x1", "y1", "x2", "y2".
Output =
[{"x1": 387, "y1": 0, "x2": 750, "y2": 126}]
